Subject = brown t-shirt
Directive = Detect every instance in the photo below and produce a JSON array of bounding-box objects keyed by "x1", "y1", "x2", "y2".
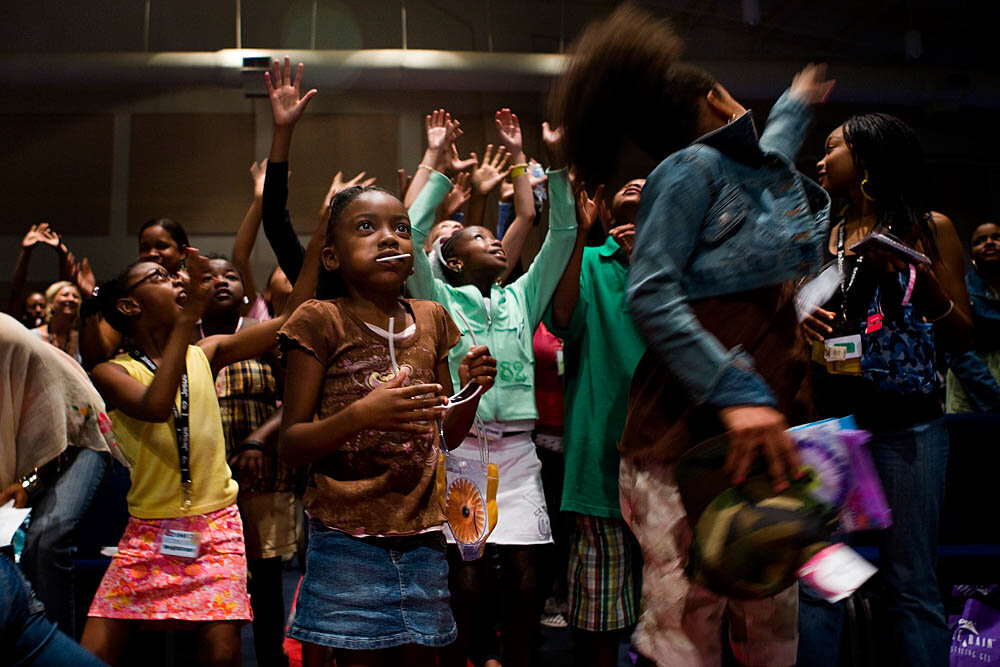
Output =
[
  {"x1": 620, "y1": 282, "x2": 814, "y2": 464},
  {"x1": 278, "y1": 298, "x2": 461, "y2": 536}
]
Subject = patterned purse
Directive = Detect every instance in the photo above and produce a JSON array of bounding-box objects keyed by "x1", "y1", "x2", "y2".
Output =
[{"x1": 859, "y1": 264, "x2": 937, "y2": 395}]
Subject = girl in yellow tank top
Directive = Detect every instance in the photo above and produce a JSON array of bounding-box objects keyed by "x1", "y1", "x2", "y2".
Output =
[{"x1": 80, "y1": 244, "x2": 318, "y2": 666}]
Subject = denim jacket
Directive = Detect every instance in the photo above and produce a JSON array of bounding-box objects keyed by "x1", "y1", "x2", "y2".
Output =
[
  {"x1": 947, "y1": 269, "x2": 1000, "y2": 412},
  {"x1": 627, "y1": 89, "x2": 830, "y2": 408}
]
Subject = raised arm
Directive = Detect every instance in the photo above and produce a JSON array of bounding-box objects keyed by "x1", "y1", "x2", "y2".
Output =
[
  {"x1": 231, "y1": 160, "x2": 268, "y2": 305},
  {"x1": 495, "y1": 109, "x2": 537, "y2": 281},
  {"x1": 436, "y1": 172, "x2": 471, "y2": 222},
  {"x1": 511, "y1": 123, "x2": 578, "y2": 327},
  {"x1": 91, "y1": 252, "x2": 213, "y2": 422},
  {"x1": 261, "y1": 57, "x2": 317, "y2": 283},
  {"x1": 548, "y1": 184, "x2": 605, "y2": 331},
  {"x1": 200, "y1": 203, "x2": 323, "y2": 375},
  {"x1": 404, "y1": 109, "x2": 476, "y2": 209},
  {"x1": 759, "y1": 64, "x2": 835, "y2": 163},
  {"x1": 407, "y1": 171, "x2": 454, "y2": 301},
  {"x1": 466, "y1": 144, "x2": 509, "y2": 229},
  {"x1": 8, "y1": 224, "x2": 60, "y2": 318}
]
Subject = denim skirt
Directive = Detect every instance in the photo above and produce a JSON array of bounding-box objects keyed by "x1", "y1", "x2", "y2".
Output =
[{"x1": 287, "y1": 520, "x2": 456, "y2": 650}]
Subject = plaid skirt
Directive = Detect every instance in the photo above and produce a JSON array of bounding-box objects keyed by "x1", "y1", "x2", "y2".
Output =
[{"x1": 88, "y1": 503, "x2": 253, "y2": 622}]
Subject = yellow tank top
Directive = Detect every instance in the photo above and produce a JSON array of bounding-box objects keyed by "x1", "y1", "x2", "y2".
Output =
[{"x1": 110, "y1": 345, "x2": 239, "y2": 519}]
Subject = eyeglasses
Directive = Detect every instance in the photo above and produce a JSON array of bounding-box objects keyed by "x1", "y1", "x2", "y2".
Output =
[{"x1": 124, "y1": 267, "x2": 170, "y2": 293}]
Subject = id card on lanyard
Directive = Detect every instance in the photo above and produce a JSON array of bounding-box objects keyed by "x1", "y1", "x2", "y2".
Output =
[{"x1": 127, "y1": 347, "x2": 194, "y2": 513}]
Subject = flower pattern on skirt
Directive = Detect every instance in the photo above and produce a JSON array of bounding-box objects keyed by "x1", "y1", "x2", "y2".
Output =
[{"x1": 88, "y1": 503, "x2": 253, "y2": 622}]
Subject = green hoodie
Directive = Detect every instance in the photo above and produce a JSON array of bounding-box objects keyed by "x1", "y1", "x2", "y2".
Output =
[{"x1": 407, "y1": 168, "x2": 577, "y2": 423}]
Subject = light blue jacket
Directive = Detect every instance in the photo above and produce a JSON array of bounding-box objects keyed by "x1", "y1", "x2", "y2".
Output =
[
  {"x1": 627, "y1": 90, "x2": 830, "y2": 409},
  {"x1": 407, "y1": 168, "x2": 577, "y2": 422}
]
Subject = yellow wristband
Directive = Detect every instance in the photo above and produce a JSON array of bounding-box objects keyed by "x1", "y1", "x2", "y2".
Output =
[{"x1": 509, "y1": 164, "x2": 529, "y2": 180}]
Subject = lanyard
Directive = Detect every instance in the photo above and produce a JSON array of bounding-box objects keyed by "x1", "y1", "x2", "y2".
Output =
[
  {"x1": 836, "y1": 223, "x2": 864, "y2": 327},
  {"x1": 127, "y1": 347, "x2": 193, "y2": 512}
]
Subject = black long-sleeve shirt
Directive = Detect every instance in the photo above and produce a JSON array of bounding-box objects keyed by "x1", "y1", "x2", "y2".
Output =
[{"x1": 262, "y1": 160, "x2": 340, "y2": 299}]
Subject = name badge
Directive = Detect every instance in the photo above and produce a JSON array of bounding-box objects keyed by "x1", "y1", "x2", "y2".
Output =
[
  {"x1": 824, "y1": 334, "x2": 862, "y2": 362},
  {"x1": 160, "y1": 528, "x2": 201, "y2": 559}
]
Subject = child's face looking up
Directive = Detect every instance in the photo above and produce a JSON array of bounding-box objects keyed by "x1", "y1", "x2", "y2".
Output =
[
  {"x1": 449, "y1": 226, "x2": 507, "y2": 278},
  {"x1": 324, "y1": 191, "x2": 414, "y2": 291},
  {"x1": 119, "y1": 261, "x2": 187, "y2": 327},
  {"x1": 202, "y1": 259, "x2": 245, "y2": 314}
]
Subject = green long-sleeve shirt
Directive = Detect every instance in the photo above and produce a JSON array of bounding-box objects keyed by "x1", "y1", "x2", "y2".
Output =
[{"x1": 407, "y1": 168, "x2": 577, "y2": 423}]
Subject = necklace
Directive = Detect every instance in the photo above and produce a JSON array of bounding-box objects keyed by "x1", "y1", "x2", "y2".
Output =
[{"x1": 46, "y1": 326, "x2": 72, "y2": 352}]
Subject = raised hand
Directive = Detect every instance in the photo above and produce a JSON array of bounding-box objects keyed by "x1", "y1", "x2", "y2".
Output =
[
  {"x1": 574, "y1": 183, "x2": 607, "y2": 232},
  {"x1": 495, "y1": 108, "x2": 524, "y2": 157},
  {"x1": 610, "y1": 223, "x2": 635, "y2": 259},
  {"x1": 250, "y1": 159, "x2": 268, "y2": 199},
  {"x1": 181, "y1": 249, "x2": 215, "y2": 320},
  {"x1": 328, "y1": 169, "x2": 375, "y2": 198},
  {"x1": 458, "y1": 345, "x2": 497, "y2": 392},
  {"x1": 73, "y1": 257, "x2": 97, "y2": 296},
  {"x1": 447, "y1": 144, "x2": 478, "y2": 175},
  {"x1": 355, "y1": 367, "x2": 447, "y2": 435},
  {"x1": 469, "y1": 144, "x2": 510, "y2": 196},
  {"x1": 438, "y1": 172, "x2": 472, "y2": 220},
  {"x1": 425, "y1": 109, "x2": 452, "y2": 153},
  {"x1": 22, "y1": 223, "x2": 59, "y2": 249},
  {"x1": 265, "y1": 57, "x2": 318, "y2": 128},
  {"x1": 542, "y1": 121, "x2": 566, "y2": 170},
  {"x1": 788, "y1": 63, "x2": 835, "y2": 105},
  {"x1": 397, "y1": 169, "x2": 412, "y2": 201},
  {"x1": 320, "y1": 170, "x2": 376, "y2": 218}
]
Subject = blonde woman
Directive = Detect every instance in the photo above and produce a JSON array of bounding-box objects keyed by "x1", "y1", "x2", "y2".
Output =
[{"x1": 31, "y1": 280, "x2": 82, "y2": 365}]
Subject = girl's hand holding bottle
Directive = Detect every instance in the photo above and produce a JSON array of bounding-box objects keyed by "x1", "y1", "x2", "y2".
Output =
[
  {"x1": 458, "y1": 345, "x2": 498, "y2": 392},
  {"x1": 352, "y1": 367, "x2": 448, "y2": 436}
]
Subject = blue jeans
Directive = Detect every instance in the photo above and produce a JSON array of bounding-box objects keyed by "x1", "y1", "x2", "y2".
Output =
[
  {"x1": 20, "y1": 448, "x2": 109, "y2": 638},
  {"x1": 0, "y1": 553, "x2": 106, "y2": 666},
  {"x1": 798, "y1": 418, "x2": 951, "y2": 666}
]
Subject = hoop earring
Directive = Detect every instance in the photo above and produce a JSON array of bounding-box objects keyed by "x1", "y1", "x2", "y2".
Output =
[{"x1": 860, "y1": 170, "x2": 876, "y2": 202}]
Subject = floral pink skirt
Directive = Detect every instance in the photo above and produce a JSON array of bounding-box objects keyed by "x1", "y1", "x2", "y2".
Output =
[{"x1": 88, "y1": 503, "x2": 253, "y2": 622}]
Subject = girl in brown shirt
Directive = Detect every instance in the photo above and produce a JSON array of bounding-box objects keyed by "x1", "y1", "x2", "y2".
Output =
[{"x1": 276, "y1": 167, "x2": 496, "y2": 663}]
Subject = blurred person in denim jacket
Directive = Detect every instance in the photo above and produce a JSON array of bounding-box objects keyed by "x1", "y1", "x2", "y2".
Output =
[{"x1": 551, "y1": 6, "x2": 833, "y2": 665}]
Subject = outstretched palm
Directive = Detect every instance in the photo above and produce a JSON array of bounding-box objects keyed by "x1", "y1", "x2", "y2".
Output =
[
  {"x1": 470, "y1": 145, "x2": 510, "y2": 196},
  {"x1": 265, "y1": 56, "x2": 317, "y2": 127},
  {"x1": 495, "y1": 108, "x2": 523, "y2": 156}
]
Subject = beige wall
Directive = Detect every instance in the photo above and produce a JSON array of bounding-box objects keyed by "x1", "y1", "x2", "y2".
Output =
[{"x1": 0, "y1": 83, "x2": 551, "y2": 300}]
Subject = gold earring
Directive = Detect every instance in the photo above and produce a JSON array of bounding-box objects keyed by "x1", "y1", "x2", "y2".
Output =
[{"x1": 860, "y1": 170, "x2": 876, "y2": 201}]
